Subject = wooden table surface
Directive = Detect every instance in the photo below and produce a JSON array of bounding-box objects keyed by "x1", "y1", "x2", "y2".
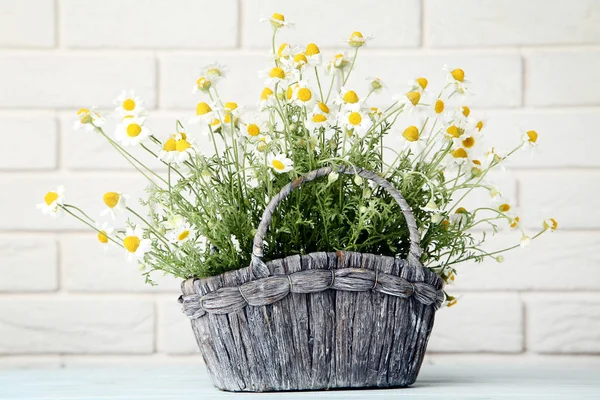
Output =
[{"x1": 1, "y1": 363, "x2": 599, "y2": 399}]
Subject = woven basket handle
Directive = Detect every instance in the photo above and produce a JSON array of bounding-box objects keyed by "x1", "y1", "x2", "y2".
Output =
[{"x1": 250, "y1": 165, "x2": 423, "y2": 278}]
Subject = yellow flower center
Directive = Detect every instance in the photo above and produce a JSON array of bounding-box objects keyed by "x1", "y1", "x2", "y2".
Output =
[
  {"x1": 97, "y1": 230, "x2": 109, "y2": 244},
  {"x1": 510, "y1": 216, "x2": 520, "y2": 228},
  {"x1": 271, "y1": 159, "x2": 285, "y2": 171},
  {"x1": 270, "y1": 67, "x2": 285, "y2": 79},
  {"x1": 77, "y1": 108, "x2": 91, "y2": 123},
  {"x1": 297, "y1": 87, "x2": 312, "y2": 102},
  {"x1": 126, "y1": 123, "x2": 142, "y2": 137},
  {"x1": 210, "y1": 118, "x2": 221, "y2": 127},
  {"x1": 44, "y1": 191, "x2": 58, "y2": 206},
  {"x1": 247, "y1": 124, "x2": 260, "y2": 136},
  {"x1": 312, "y1": 114, "x2": 327, "y2": 123},
  {"x1": 451, "y1": 148, "x2": 468, "y2": 158},
  {"x1": 455, "y1": 207, "x2": 468, "y2": 214},
  {"x1": 277, "y1": 43, "x2": 289, "y2": 57},
  {"x1": 293, "y1": 53, "x2": 308, "y2": 65},
  {"x1": 416, "y1": 77, "x2": 428, "y2": 90},
  {"x1": 163, "y1": 138, "x2": 176, "y2": 151},
  {"x1": 122, "y1": 99, "x2": 136, "y2": 111},
  {"x1": 473, "y1": 159, "x2": 482, "y2": 166},
  {"x1": 343, "y1": 90, "x2": 359, "y2": 104},
  {"x1": 402, "y1": 126, "x2": 419, "y2": 142},
  {"x1": 261, "y1": 87, "x2": 273, "y2": 100},
  {"x1": 224, "y1": 102, "x2": 238, "y2": 111},
  {"x1": 206, "y1": 67, "x2": 221, "y2": 76},
  {"x1": 462, "y1": 136, "x2": 475, "y2": 148},
  {"x1": 318, "y1": 102, "x2": 330, "y2": 113},
  {"x1": 123, "y1": 236, "x2": 140, "y2": 253},
  {"x1": 272, "y1": 13, "x2": 285, "y2": 22},
  {"x1": 406, "y1": 91, "x2": 421, "y2": 106},
  {"x1": 349, "y1": 31, "x2": 364, "y2": 46},
  {"x1": 446, "y1": 125, "x2": 463, "y2": 138},
  {"x1": 526, "y1": 130, "x2": 538, "y2": 143},
  {"x1": 498, "y1": 203, "x2": 511, "y2": 212},
  {"x1": 103, "y1": 192, "x2": 120, "y2": 208},
  {"x1": 351, "y1": 31, "x2": 363, "y2": 38},
  {"x1": 348, "y1": 112, "x2": 362, "y2": 126},
  {"x1": 462, "y1": 106, "x2": 471, "y2": 117},
  {"x1": 224, "y1": 114, "x2": 233, "y2": 124},
  {"x1": 196, "y1": 102, "x2": 212, "y2": 115},
  {"x1": 451, "y1": 68, "x2": 465, "y2": 82},
  {"x1": 476, "y1": 121, "x2": 484, "y2": 131},
  {"x1": 544, "y1": 218, "x2": 558, "y2": 231},
  {"x1": 306, "y1": 43, "x2": 320, "y2": 55},
  {"x1": 176, "y1": 139, "x2": 191, "y2": 152},
  {"x1": 178, "y1": 230, "x2": 190, "y2": 241},
  {"x1": 434, "y1": 99, "x2": 445, "y2": 114}
]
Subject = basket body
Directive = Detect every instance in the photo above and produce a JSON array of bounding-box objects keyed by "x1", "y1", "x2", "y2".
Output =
[{"x1": 180, "y1": 251, "x2": 443, "y2": 392}]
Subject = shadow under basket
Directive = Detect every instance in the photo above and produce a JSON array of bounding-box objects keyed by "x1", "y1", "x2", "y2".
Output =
[{"x1": 178, "y1": 166, "x2": 445, "y2": 392}]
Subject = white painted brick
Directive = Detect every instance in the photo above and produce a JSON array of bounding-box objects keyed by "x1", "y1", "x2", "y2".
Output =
[
  {"x1": 156, "y1": 299, "x2": 198, "y2": 354},
  {"x1": 0, "y1": 298, "x2": 154, "y2": 354},
  {"x1": 0, "y1": 116, "x2": 57, "y2": 170},
  {"x1": 483, "y1": 110, "x2": 600, "y2": 168},
  {"x1": 241, "y1": 0, "x2": 420, "y2": 48},
  {"x1": 347, "y1": 52, "x2": 523, "y2": 108},
  {"x1": 61, "y1": 234, "x2": 181, "y2": 292},
  {"x1": 427, "y1": 0, "x2": 600, "y2": 47},
  {"x1": 526, "y1": 294, "x2": 600, "y2": 353},
  {"x1": 452, "y1": 232, "x2": 600, "y2": 291},
  {"x1": 0, "y1": 0, "x2": 54, "y2": 48},
  {"x1": 518, "y1": 171, "x2": 600, "y2": 230},
  {"x1": 0, "y1": 55, "x2": 156, "y2": 108},
  {"x1": 62, "y1": 0, "x2": 238, "y2": 49},
  {"x1": 0, "y1": 173, "x2": 151, "y2": 231},
  {"x1": 428, "y1": 293, "x2": 523, "y2": 353},
  {"x1": 526, "y1": 51, "x2": 600, "y2": 106},
  {"x1": 159, "y1": 53, "x2": 267, "y2": 109},
  {"x1": 0, "y1": 235, "x2": 57, "y2": 292}
]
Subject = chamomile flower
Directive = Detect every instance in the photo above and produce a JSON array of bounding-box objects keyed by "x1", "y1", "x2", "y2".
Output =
[
  {"x1": 36, "y1": 185, "x2": 65, "y2": 217},
  {"x1": 172, "y1": 135, "x2": 195, "y2": 165},
  {"x1": 306, "y1": 102, "x2": 333, "y2": 130},
  {"x1": 290, "y1": 81, "x2": 316, "y2": 107},
  {"x1": 167, "y1": 220, "x2": 195, "y2": 245},
  {"x1": 409, "y1": 77, "x2": 429, "y2": 92},
  {"x1": 543, "y1": 218, "x2": 558, "y2": 232},
  {"x1": 242, "y1": 118, "x2": 268, "y2": 139},
  {"x1": 345, "y1": 31, "x2": 372, "y2": 48},
  {"x1": 200, "y1": 63, "x2": 227, "y2": 81},
  {"x1": 393, "y1": 90, "x2": 422, "y2": 113},
  {"x1": 115, "y1": 117, "x2": 151, "y2": 146},
  {"x1": 334, "y1": 87, "x2": 361, "y2": 106},
  {"x1": 520, "y1": 235, "x2": 532, "y2": 248},
  {"x1": 522, "y1": 130, "x2": 539, "y2": 149},
  {"x1": 122, "y1": 226, "x2": 152, "y2": 262},
  {"x1": 193, "y1": 76, "x2": 212, "y2": 93},
  {"x1": 450, "y1": 207, "x2": 469, "y2": 226},
  {"x1": 114, "y1": 90, "x2": 146, "y2": 117},
  {"x1": 261, "y1": 13, "x2": 294, "y2": 29},
  {"x1": 254, "y1": 134, "x2": 272, "y2": 153},
  {"x1": 259, "y1": 87, "x2": 276, "y2": 109},
  {"x1": 338, "y1": 105, "x2": 372, "y2": 137},
  {"x1": 367, "y1": 77, "x2": 385, "y2": 94},
  {"x1": 305, "y1": 43, "x2": 322, "y2": 65},
  {"x1": 400, "y1": 125, "x2": 427, "y2": 154},
  {"x1": 267, "y1": 153, "x2": 294, "y2": 173},
  {"x1": 95, "y1": 221, "x2": 115, "y2": 247},
  {"x1": 325, "y1": 53, "x2": 350, "y2": 74},
  {"x1": 261, "y1": 66, "x2": 295, "y2": 85},
  {"x1": 444, "y1": 65, "x2": 469, "y2": 95},
  {"x1": 275, "y1": 43, "x2": 292, "y2": 61},
  {"x1": 100, "y1": 191, "x2": 128, "y2": 219},
  {"x1": 73, "y1": 107, "x2": 105, "y2": 131},
  {"x1": 188, "y1": 101, "x2": 215, "y2": 125},
  {"x1": 287, "y1": 52, "x2": 309, "y2": 70}
]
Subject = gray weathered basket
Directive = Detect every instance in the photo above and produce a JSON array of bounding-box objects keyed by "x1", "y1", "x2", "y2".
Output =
[{"x1": 179, "y1": 166, "x2": 444, "y2": 392}]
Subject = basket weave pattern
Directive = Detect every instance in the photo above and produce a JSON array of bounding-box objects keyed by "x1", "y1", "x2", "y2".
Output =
[{"x1": 179, "y1": 166, "x2": 444, "y2": 392}]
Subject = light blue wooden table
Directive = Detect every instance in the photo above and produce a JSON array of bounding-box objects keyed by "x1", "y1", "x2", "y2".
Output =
[{"x1": 1, "y1": 363, "x2": 599, "y2": 399}]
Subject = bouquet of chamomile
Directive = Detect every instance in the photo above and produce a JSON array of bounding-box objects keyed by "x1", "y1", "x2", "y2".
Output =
[{"x1": 38, "y1": 13, "x2": 556, "y2": 306}]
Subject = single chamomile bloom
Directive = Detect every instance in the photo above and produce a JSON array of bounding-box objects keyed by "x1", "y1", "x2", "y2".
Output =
[
  {"x1": 167, "y1": 221, "x2": 196, "y2": 245},
  {"x1": 409, "y1": 77, "x2": 429, "y2": 92},
  {"x1": 274, "y1": 43, "x2": 292, "y2": 61},
  {"x1": 400, "y1": 125, "x2": 427, "y2": 154},
  {"x1": 189, "y1": 101, "x2": 215, "y2": 125},
  {"x1": 259, "y1": 87, "x2": 276, "y2": 109},
  {"x1": 307, "y1": 102, "x2": 333, "y2": 130},
  {"x1": 95, "y1": 221, "x2": 115, "y2": 247},
  {"x1": 73, "y1": 107, "x2": 105, "y2": 131},
  {"x1": 290, "y1": 81, "x2": 316, "y2": 107},
  {"x1": 254, "y1": 134, "x2": 272, "y2": 153},
  {"x1": 521, "y1": 129, "x2": 539, "y2": 149},
  {"x1": 114, "y1": 90, "x2": 146, "y2": 117},
  {"x1": 305, "y1": 43, "x2": 322, "y2": 66},
  {"x1": 334, "y1": 87, "x2": 361, "y2": 106},
  {"x1": 393, "y1": 90, "x2": 422, "y2": 113},
  {"x1": 338, "y1": 105, "x2": 372, "y2": 137},
  {"x1": 200, "y1": 63, "x2": 227, "y2": 81},
  {"x1": 520, "y1": 235, "x2": 532, "y2": 248},
  {"x1": 450, "y1": 207, "x2": 469, "y2": 226},
  {"x1": 36, "y1": 185, "x2": 65, "y2": 217},
  {"x1": 193, "y1": 76, "x2": 213, "y2": 93},
  {"x1": 261, "y1": 12, "x2": 294, "y2": 29},
  {"x1": 261, "y1": 65, "x2": 296, "y2": 85},
  {"x1": 367, "y1": 77, "x2": 385, "y2": 94},
  {"x1": 444, "y1": 65, "x2": 469, "y2": 95},
  {"x1": 267, "y1": 153, "x2": 294, "y2": 173},
  {"x1": 100, "y1": 191, "x2": 128, "y2": 219},
  {"x1": 242, "y1": 118, "x2": 268, "y2": 139},
  {"x1": 543, "y1": 218, "x2": 558, "y2": 232},
  {"x1": 345, "y1": 31, "x2": 372, "y2": 48},
  {"x1": 122, "y1": 226, "x2": 152, "y2": 262},
  {"x1": 115, "y1": 117, "x2": 151, "y2": 146},
  {"x1": 325, "y1": 53, "x2": 350, "y2": 74}
]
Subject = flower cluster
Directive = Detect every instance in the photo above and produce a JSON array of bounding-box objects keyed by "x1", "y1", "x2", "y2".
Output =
[{"x1": 38, "y1": 13, "x2": 556, "y2": 303}]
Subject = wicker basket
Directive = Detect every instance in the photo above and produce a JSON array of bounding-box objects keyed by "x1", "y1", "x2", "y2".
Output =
[{"x1": 179, "y1": 166, "x2": 444, "y2": 392}]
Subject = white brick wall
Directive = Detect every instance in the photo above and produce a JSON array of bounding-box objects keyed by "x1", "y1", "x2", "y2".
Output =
[{"x1": 1, "y1": 0, "x2": 599, "y2": 364}]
